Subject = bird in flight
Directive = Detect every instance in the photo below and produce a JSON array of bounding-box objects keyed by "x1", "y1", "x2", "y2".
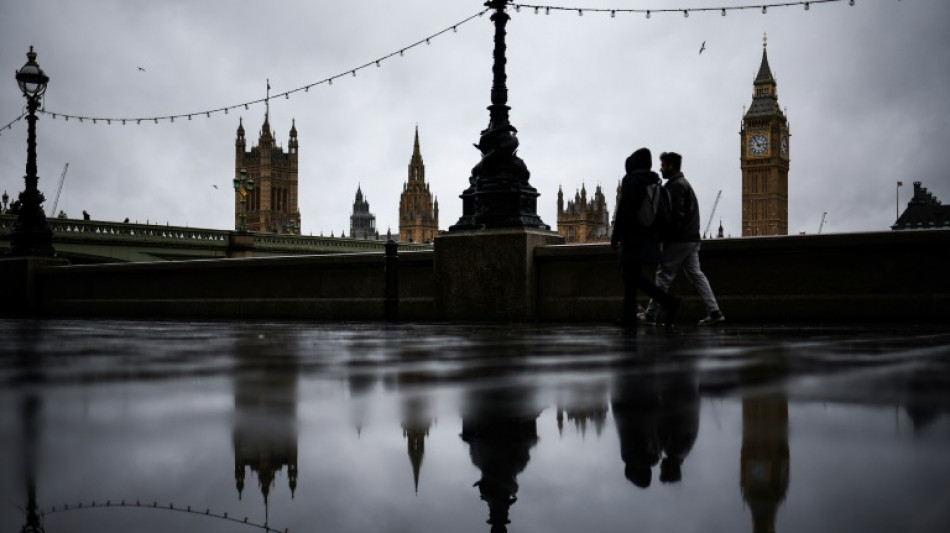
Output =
[
  {"x1": 699, "y1": 41, "x2": 706, "y2": 55},
  {"x1": 212, "y1": 184, "x2": 218, "y2": 189},
  {"x1": 137, "y1": 67, "x2": 146, "y2": 72}
]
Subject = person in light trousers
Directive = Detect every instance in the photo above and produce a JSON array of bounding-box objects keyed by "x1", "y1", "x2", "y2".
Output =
[{"x1": 640, "y1": 152, "x2": 725, "y2": 326}]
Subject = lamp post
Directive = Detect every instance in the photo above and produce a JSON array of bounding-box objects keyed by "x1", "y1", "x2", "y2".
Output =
[
  {"x1": 450, "y1": 0, "x2": 547, "y2": 231},
  {"x1": 233, "y1": 168, "x2": 254, "y2": 233},
  {"x1": 10, "y1": 46, "x2": 54, "y2": 256}
]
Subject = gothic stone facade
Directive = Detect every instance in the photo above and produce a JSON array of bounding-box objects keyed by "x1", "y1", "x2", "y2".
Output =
[
  {"x1": 556, "y1": 183, "x2": 610, "y2": 243},
  {"x1": 741, "y1": 39, "x2": 790, "y2": 237},
  {"x1": 235, "y1": 115, "x2": 301, "y2": 234},
  {"x1": 350, "y1": 185, "x2": 378, "y2": 240},
  {"x1": 399, "y1": 127, "x2": 439, "y2": 244}
]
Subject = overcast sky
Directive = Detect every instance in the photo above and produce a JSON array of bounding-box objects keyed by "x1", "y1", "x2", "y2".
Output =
[{"x1": 1, "y1": 0, "x2": 948, "y2": 238}]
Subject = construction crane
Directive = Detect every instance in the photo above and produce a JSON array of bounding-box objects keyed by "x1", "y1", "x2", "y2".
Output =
[
  {"x1": 49, "y1": 163, "x2": 68, "y2": 217},
  {"x1": 703, "y1": 190, "x2": 722, "y2": 239},
  {"x1": 818, "y1": 212, "x2": 827, "y2": 234}
]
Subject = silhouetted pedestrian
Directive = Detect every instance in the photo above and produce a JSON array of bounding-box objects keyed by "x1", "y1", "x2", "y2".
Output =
[
  {"x1": 611, "y1": 148, "x2": 680, "y2": 326},
  {"x1": 640, "y1": 152, "x2": 725, "y2": 326},
  {"x1": 82, "y1": 210, "x2": 90, "y2": 220}
]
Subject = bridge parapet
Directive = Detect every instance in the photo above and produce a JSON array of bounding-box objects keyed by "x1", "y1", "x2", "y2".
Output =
[{"x1": 1, "y1": 214, "x2": 432, "y2": 261}]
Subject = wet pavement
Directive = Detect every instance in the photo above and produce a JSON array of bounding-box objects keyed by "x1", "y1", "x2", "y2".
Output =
[{"x1": 2, "y1": 319, "x2": 949, "y2": 533}]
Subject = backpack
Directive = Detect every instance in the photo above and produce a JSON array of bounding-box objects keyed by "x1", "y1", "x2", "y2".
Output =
[{"x1": 636, "y1": 182, "x2": 672, "y2": 233}]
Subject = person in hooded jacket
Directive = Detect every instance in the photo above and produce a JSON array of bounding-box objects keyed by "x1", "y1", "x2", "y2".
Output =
[{"x1": 610, "y1": 148, "x2": 680, "y2": 326}]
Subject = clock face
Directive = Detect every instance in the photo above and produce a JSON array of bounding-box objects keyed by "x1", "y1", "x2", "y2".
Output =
[
  {"x1": 781, "y1": 135, "x2": 788, "y2": 156},
  {"x1": 748, "y1": 134, "x2": 769, "y2": 156}
]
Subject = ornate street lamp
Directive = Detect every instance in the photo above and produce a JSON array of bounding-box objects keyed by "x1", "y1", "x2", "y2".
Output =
[
  {"x1": 233, "y1": 168, "x2": 254, "y2": 233},
  {"x1": 450, "y1": 0, "x2": 547, "y2": 231},
  {"x1": 10, "y1": 46, "x2": 55, "y2": 256}
]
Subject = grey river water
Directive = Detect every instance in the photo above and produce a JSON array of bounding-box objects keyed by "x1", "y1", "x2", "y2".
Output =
[{"x1": 2, "y1": 319, "x2": 949, "y2": 533}]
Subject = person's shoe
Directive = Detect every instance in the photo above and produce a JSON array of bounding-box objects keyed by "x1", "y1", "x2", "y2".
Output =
[
  {"x1": 663, "y1": 297, "x2": 681, "y2": 327},
  {"x1": 636, "y1": 312, "x2": 657, "y2": 326},
  {"x1": 698, "y1": 310, "x2": 726, "y2": 326}
]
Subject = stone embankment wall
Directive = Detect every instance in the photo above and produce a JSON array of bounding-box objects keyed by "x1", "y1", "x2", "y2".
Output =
[{"x1": 7, "y1": 229, "x2": 949, "y2": 323}]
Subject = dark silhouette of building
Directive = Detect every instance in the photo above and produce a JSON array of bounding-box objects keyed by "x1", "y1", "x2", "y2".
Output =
[
  {"x1": 235, "y1": 110, "x2": 300, "y2": 233},
  {"x1": 556, "y1": 183, "x2": 611, "y2": 243},
  {"x1": 401, "y1": 394, "x2": 433, "y2": 493},
  {"x1": 399, "y1": 126, "x2": 439, "y2": 243},
  {"x1": 741, "y1": 393, "x2": 790, "y2": 533},
  {"x1": 232, "y1": 343, "x2": 299, "y2": 510},
  {"x1": 892, "y1": 181, "x2": 949, "y2": 230},
  {"x1": 741, "y1": 35, "x2": 790, "y2": 236},
  {"x1": 350, "y1": 185, "x2": 379, "y2": 240}
]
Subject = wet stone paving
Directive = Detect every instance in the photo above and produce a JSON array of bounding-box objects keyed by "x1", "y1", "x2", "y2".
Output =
[{"x1": 1, "y1": 319, "x2": 949, "y2": 533}]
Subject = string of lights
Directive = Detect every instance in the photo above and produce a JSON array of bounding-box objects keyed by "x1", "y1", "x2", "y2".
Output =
[
  {"x1": 0, "y1": 112, "x2": 26, "y2": 137},
  {"x1": 34, "y1": 8, "x2": 490, "y2": 126},
  {"x1": 511, "y1": 0, "x2": 852, "y2": 17},
  {"x1": 42, "y1": 499, "x2": 288, "y2": 533},
  {"x1": 24, "y1": 1, "x2": 860, "y2": 127}
]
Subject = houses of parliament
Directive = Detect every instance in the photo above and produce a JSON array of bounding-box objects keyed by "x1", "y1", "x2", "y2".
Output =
[{"x1": 234, "y1": 41, "x2": 789, "y2": 243}]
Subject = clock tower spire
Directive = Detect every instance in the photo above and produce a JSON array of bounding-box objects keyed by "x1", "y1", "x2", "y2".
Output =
[{"x1": 741, "y1": 34, "x2": 790, "y2": 236}]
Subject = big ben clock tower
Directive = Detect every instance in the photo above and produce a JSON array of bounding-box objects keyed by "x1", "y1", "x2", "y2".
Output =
[{"x1": 741, "y1": 34, "x2": 790, "y2": 236}]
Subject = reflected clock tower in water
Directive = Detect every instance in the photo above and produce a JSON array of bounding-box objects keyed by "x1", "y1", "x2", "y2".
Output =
[{"x1": 741, "y1": 392, "x2": 790, "y2": 533}]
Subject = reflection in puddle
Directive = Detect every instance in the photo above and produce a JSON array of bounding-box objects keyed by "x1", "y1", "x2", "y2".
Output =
[{"x1": 2, "y1": 320, "x2": 950, "y2": 533}]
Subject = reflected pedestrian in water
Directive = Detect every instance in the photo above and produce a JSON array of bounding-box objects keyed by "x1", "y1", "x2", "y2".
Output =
[{"x1": 612, "y1": 334, "x2": 699, "y2": 488}]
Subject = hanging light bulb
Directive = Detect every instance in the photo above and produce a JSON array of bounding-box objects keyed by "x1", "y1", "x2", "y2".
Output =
[
  {"x1": 722, "y1": 8, "x2": 726, "y2": 16},
  {"x1": 850, "y1": 0, "x2": 855, "y2": 5},
  {"x1": 399, "y1": 49, "x2": 404, "y2": 56},
  {"x1": 79, "y1": 118, "x2": 83, "y2": 123},
  {"x1": 425, "y1": 38, "x2": 430, "y2": 45},
  {"x1": 805, "y1": 2, "x2": 810, "y2": 10},
  {"x1": 578, "y1": 9, "x2": 583, "y2": 16},
  {"x1": 187, "y1": 115, "x2": 191, "y2": 121},
  {"x1": 545, "y1": 7, "x2": 550, "y2": 15},
  {"x1": 376, "y1": 60, "x2": 381, "y2": 67},
  {"x1": 534, "y1": 7, "x2": 539, "y2": 14},
  {"x1": 351, "y1": 70, "x2": 356, "y2": 77},
  {"x1": 646, "y1": 10, "x2": 651, "y2": 19},
  {"x1": 92, "y1": 119, "x2": 97, "y2": 124},
  {"x1": 684, "y1": 10, "x2": 689, "y2": 18},
  {"x1": 154, "y1": 118, "x2": 158, "y2": 124},
  {"x1": 329, "y1": 78, "x2": 333, "y2": 85},
  {"x1": 611, "y1": 10, "x2": 615, "y2": 18},
  {"x1": 122, "y1": 120, "x2": 126, "y2": 125},
  {"x1": 515, "y1": 5, "x2": 520, "y2": 12},
  {"x1": 107, "y1": 119, "x2": 111, "y2": 125}
]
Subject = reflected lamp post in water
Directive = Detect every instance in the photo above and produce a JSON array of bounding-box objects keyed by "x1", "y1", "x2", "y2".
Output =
[
  {"x1": 233, "y1": 168, "x2": 254, "y2": 232},
  {"x1": 11, "y1": 46, "x2": 55, "y2": 256},
  {"x1": 450, "y1": 0, "x2": 547, "y2": 231}
]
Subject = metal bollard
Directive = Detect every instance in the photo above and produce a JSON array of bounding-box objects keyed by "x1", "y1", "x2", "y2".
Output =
[{"x1": 385, "y1": 239, "x2": 399, "y2": 321}]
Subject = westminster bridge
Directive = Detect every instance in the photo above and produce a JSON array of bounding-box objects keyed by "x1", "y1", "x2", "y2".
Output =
[{"x1": 0, "y1": 214, "x2": 429, "y2": 263}]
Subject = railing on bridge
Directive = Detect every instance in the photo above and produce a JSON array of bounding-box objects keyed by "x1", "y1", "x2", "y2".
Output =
[{"x1": 0, "y1": 214, "x2": 431, "y2": 261}]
